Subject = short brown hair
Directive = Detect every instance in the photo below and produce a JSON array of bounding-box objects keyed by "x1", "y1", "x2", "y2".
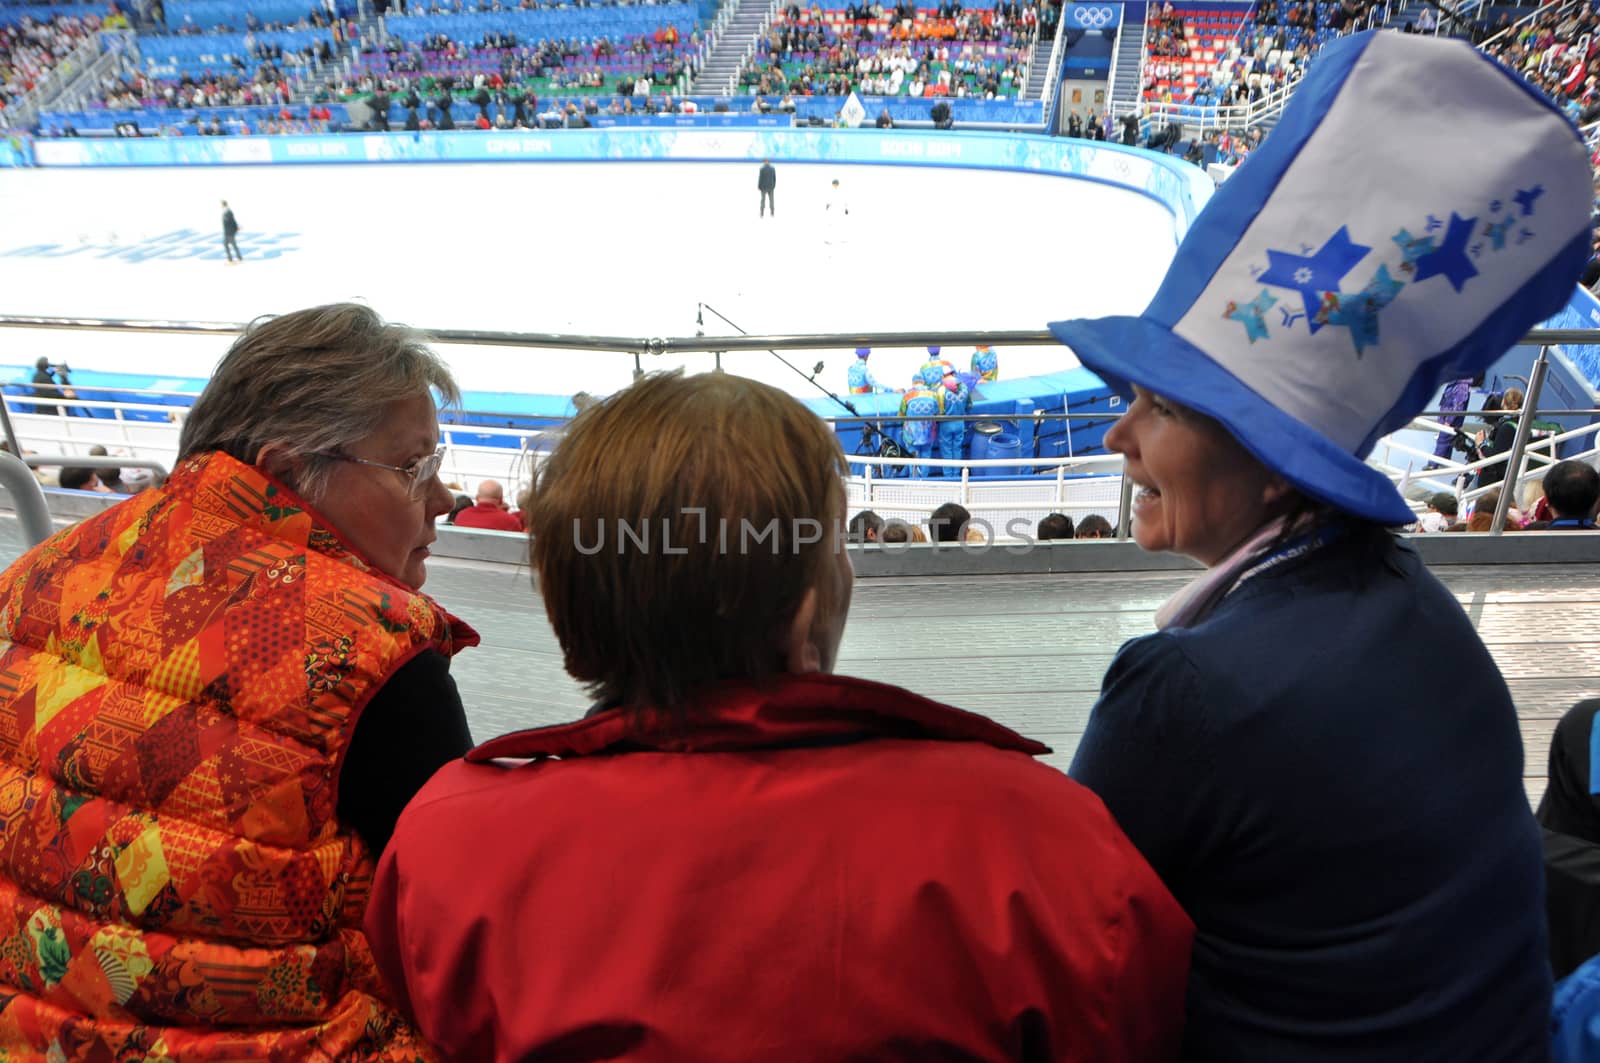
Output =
[
  {"x1": 178, "y1": 303, "x2": 458, "y2": 503},
  {"x1": 528, "y1": 371, "x2": 847, "y2": 713}
]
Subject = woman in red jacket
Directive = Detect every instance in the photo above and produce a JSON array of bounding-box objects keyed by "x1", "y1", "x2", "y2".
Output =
[{"x1": 366, "y1": 369, "x2": 1193, "y2": 1063}]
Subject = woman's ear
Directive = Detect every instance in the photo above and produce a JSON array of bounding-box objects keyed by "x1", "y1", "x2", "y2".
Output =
[
  {"x1": 254, "y1": 444, "x2": 301, "y2": 487},
  {"x1": 781, "y1": 587, "x2": 823, "y2": 675}
]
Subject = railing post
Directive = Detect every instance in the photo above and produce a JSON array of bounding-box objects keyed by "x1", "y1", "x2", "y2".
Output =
[
  {"x1": 0, "y1": 396, "x2": 22, "y2": 460},
  {"x1": 1490, "y1": 345, "x2": 1549, "y2": 535},
  {"x1": 0, "y1": 452, "x2": 53, "y2": 549}
]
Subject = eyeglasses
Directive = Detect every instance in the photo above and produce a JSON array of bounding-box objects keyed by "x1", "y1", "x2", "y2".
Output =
[{"x1": 313, "y1": 447, "x2": 447, "y2": 500}]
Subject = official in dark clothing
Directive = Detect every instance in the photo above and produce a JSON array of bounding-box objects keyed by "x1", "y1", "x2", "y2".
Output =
[
  {"x1": 758, "y1": 158, "x2": 776, "y2": 217},
  {"x1": 371, "y1": 89, "x2": 391, "y2": 131},
  {"x1": 1121, "y1": 111, "x2": 1140, "y2": 145},
  {"x1": 29, "y1": 357, "x2": 61, "y2": 415},
  {"x1": 220, "y1": 200, "x2": 241, "y2": 262},
  {"x1": 435, "y1": 93, "x2": 454, "y2": 130}
]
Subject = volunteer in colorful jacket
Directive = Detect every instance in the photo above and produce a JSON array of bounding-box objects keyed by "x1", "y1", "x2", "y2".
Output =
[
  {"x1": 0, "y1": 303, "x2": 478, "y2": 1059},
  {"x1": 1050, "y1": 31, "x2": 1587, "y2": 1061},
  {"x1": 366, "y1": 369, "x2": 1194, "y2": 1063}
]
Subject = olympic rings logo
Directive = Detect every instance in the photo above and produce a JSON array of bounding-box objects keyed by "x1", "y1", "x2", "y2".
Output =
[{"x1": 1070, "y1": 5, "x2": 1115, "y2": 27}]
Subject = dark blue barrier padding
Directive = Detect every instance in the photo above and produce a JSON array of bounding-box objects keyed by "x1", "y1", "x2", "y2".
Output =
[
  {"x1": 45, "y1": 95, "x2": 1042, "y2": 133},
  {"x1": 2, "y1": 367, "x2": 202, "y2": 420},
  {"x1": 1, "y1": 361, "x2": 1122, "y2": 469},
  {"x1": 793, "y1": 95, "x2": 1042, "y2": 124},
  {"x1": 40, "y1": 103, "x2": 350, "y2": 134}
]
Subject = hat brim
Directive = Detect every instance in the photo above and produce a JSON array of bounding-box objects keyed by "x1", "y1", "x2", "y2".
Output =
[{"x1": 1048, "y1": 316, "x2": 1417, "y2": 526}]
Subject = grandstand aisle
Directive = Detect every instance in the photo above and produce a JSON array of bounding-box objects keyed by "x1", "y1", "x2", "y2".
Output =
[{"x1": 0, "y1": 160, "x2": 1176, "y2": 395}]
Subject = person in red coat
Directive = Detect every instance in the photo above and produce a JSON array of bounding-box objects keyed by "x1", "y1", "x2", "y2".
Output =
[
  {"x1": 451, "y1": 478, "x2": 524, "y2": 531},
  {"x1": 365, "y1": 370, "x2": 1193, "y2": 1063}
]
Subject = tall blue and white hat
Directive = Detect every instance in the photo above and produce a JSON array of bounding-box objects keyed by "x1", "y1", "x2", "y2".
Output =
[{"x1": 1049, "y1": 31, "x2": 1591, "y2": 525}]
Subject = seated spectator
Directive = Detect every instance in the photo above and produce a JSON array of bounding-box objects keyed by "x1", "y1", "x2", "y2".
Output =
[
  {"x1": 446, "y1": 491, "x2": 473, "y2": 523},
  {"x1": 1525, "y1": 460, "x2": 1599, "y2": 529},
  {"x1": 1052, "y1": 33, "x2": 1573, "y2": 1057},
  {"x1": 87, "y1": 444, "x2": 126, "y2": 493},
  {"x1": 453, "y1": 478, "x2": 525, "y2": 531},
  {"x1": 929, "y1": 500, "x2": 970, "y2": 542},
  {"x1": 0, "y1": 304, "x2": 478, "y2": 1056},
  {"x1": 1468, "y1": 486, "x2": 1523, "y2": 531},
  {"x1": 1037, "y1": 511, "x2": 1075, "y2": 540},
  {"x1": 1076, "y1": 513, "x2": 1114, "y2": 538},
  {"x1": 1415, "y1": 491, "x2": 1458, "y2": 532},
  {"x1": 366, "y1": 371, "x2": 1193, "y2": 1061},
  {"x1": 57, "y1": 466, "x2": 112, "y2": 492},
  {"x1": 1539, "y1": 698, "x2": 1600, "y2": 979},
  {"x1": 847, "y1": 508, "x2": 884, "y2": 542},
  {"x1": 880, "y1": 518, "x2": 914, "y2": 542}
]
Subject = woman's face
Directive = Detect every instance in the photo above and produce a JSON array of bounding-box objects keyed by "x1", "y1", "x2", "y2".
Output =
[
  {"x1": 313, "y1": 393, "x2": 453, "y2": 589},
  {"x1": 1103, "y1": 386, "x2": 1288, "y2": 566}
]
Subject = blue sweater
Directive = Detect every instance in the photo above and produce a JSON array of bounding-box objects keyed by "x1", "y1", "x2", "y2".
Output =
[{"x1": 1069, "y1": 533, "x2": 1550, "y2": 1062}]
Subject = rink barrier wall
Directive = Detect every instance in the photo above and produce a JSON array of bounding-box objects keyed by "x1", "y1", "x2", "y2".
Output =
[
  {"x1": 9, "y1": 486, "x2": 1600, "y2": 576},
  {"x1": 18, "y1": 127, "x2": 1214, "y2": 240}
]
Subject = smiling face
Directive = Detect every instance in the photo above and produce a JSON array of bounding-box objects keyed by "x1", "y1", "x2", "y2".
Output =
[
  {"x1": 312, "y1": 392, "x2": 452, "y2": 589},
  {"x1": 1103, "y1": 386, "x2": 1290, "y2": 566}
]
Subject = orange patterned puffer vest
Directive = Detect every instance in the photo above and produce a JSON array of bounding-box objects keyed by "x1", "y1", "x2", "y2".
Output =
[{"x1": 0, "y1": 451, "x2": 477, "y2": 1060}]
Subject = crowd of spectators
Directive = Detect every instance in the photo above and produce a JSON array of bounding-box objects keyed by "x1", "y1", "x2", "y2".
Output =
[
  {"x1": 341, "y1": 25, "x2": 701, "y2": 111},
  {"x1": 1142, "y1": 0, "x2": 1380, "y2": 108},
  {"x1": 0, "y1": 11, "x2": 111, "y2": 122},
  {"x1": 848, "y1": 506, "x2": 1122, "y2": 544},
  {"x1": 1480, "y1": 0, "x2": 1600, "y2": 130},
  {"x1": 97, "y1": 63, "x2": 301, "y2": 108},
  {"x1": 739, "y1": 0, "x2": 1039, "y2": 99}
]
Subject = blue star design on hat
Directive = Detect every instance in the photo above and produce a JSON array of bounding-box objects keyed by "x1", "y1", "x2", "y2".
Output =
[
  {"x1": 1321, "y1": 266, "x2": 1403, "y2": 356},
  {"x1": 1514, "y1": 185, "x2": 1544, "y2": 216},
  {"x1": 1257, "y1": 227, "x2": 1372, "y2": 333},
  {"x1": 1226, "y1": 289, "x2": 1277, "y2": 342},
  {"x1": 1412, "y1": 212, "x2": 1479, "y2": 292},
  {"x1": 1392, "y1": 227, "x2": 1436, "y2": 269},
  {"x1": 1484, "y1": 215, "x2": 1514, "y2": 251}
]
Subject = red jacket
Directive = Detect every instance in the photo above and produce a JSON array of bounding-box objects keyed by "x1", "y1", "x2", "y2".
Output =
[
  {"x1": 452, "y1": 500, "x2": 524, "y2": 532},
  {"x1": 367, "y1": 674, "x2": 1192, "y2": 1062}
]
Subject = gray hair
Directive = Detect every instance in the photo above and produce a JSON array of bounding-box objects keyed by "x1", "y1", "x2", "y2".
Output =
[{"x1": 178, "y1": 303, "x2": 460, "y2": 503}]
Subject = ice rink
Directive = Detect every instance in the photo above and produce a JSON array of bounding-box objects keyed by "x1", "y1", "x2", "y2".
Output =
[{"x1": 0, "y1": 158, "x2": 1178, "y2": 397}]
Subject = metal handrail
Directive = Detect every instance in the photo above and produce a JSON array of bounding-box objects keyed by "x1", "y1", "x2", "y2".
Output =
[
  {"x1": 0, "y1": 453, "x2": 54, "y2": 547},
  {"x1": 6, "y1": 315, "x2": 1600, "y2": 351},
  {"x1": 1, "y1": 318, "x2": 1597, "y2": 543}
]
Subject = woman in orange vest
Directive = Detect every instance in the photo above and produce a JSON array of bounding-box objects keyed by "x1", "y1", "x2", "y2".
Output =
[{"x1": 0, "y1": 303, "x2": 478, "y2": 1060}]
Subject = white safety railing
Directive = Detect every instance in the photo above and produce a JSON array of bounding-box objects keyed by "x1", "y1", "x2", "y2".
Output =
[
  {"x1": 0, "y1": 318, "x2": 1596, "y2": 541},
  {"x1": 1035, "y1": 2, "x2": 1074, "y2": 110}
]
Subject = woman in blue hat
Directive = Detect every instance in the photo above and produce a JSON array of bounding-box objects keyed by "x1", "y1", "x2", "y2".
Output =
[{"x1": 1051, "y1": 30, "x2": 1591, "y2": 1063}]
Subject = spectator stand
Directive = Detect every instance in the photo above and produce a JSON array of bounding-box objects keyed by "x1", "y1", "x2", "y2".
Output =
[
  {"x1": 1478, "y1": 0, "x2": 1600, "y2": 132},
  {"x1": 0, "y1": 5, "x2": 123, "y2": 129},
  {"x1": 1125, "y1": 0, "x2": 1401, "y2": 152},
  {"x1": 339, "y1": 2, "x2": 707, "y2": 122},
  {"x1": 733, "y1": 1, "x2": 1040, "y2": 107}
]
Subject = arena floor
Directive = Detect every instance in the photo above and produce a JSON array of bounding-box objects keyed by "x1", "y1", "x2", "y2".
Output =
[{"x1": 0, "y1": 159, "x2": 1176, "y2": 397}]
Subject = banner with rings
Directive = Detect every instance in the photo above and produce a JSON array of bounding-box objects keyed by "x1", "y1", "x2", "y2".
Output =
[{"x1": 1065, "y1": 2, "x2": 1121, "y2": 29}]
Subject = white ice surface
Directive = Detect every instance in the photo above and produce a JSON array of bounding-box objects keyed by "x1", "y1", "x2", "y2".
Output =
[{"x1": 0, "y1": 160, "x2": 1178, "y2": 398}]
